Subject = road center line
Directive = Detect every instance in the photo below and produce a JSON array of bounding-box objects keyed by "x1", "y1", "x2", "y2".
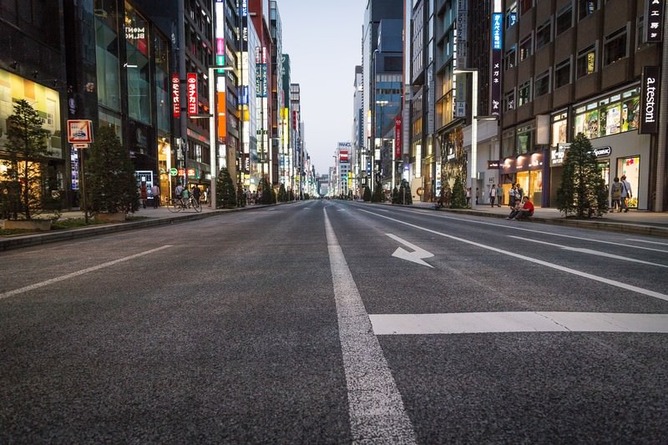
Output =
[
  {"x1": 359, "y1": 209, "x2": 668, "y2": 302},
  {"x1": 0, "y1": 245, "x2": 173, "y2": 300},
  {"x1": 370, "y1": 312, "x2": 668, "y2": 335},
  {"x1": 324, "y1": 209, "x2": 417, "y2": 444}
]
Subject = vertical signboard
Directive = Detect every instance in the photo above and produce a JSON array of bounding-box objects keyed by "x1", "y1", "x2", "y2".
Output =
[
  {"x1": 187, "y1": 72, "x2": 198, "y2": 116},
  {"x1": 639, "y1": 66, "x2": 661, "y2": 134},
  {"x1": 171, "y1": 73, "x2": 181, "y2": 118},
  {"x1": 644, "y1": 0, "x2": 665, "y2": 43},
  {"x1": 456, "y1": 0, "x2": 468, "y2": 69},
  {"x1": 394, "y1": 116, "x2": 402, "y2": 159},
  {"x1": 490, "y1": 12, "x2": 503, "y2": 116}
]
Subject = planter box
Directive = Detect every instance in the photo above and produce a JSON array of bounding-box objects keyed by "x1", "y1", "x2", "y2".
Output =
[
  {"x1": 94, "y1": 212, "x2": 126, "y2": 223},
  {"x1": 3, "y1": 219, "x2": 52, "y2": 231}
]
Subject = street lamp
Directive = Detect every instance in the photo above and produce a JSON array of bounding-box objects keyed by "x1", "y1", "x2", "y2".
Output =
[
  {"x1": 207, "y1": 65, "x2": 234, "y2": 209},
  {"x1": 453, "y1": 68, "x2": 478, "y2": 209}
]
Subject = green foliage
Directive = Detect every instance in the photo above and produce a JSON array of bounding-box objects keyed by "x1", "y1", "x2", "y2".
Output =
[
  {"x1": 237, "y1": 184, "x2": 247, "y2": 207},
  {"x1": 216, "y1": 167, "x2": 237, "y2": 208},
  {"x1": 371, "y1": 185, "x2": 384, "y2": 202},
  {"x1": 556, "y1": 133, "x2": 609, "y2": 218},
  {"x1": 257, "y1": 176, "x2": 275, "y2": 204},
  {"x1": 86, "y1": 126, "x2": 139, "y2": 214},
  {"x1": 398, "y1": 180, "x2": 412, "y2": 204},
  {"x1": 391, "y1": 186, "x2": 399, "y2": 204},
  {"x1": 2, "y1": 99, "x2": 51, "y2": 220},
  {"x1": 363, "y1": 185, "x2": 371, "y2": 201},
  {"x1": 277, "y1": 183, "x2": 288, "y2": 202},
  {"x1": 450, "y1": 176, "x2": 467, "y2": 208}
]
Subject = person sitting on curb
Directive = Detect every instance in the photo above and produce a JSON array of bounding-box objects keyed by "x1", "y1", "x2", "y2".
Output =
[{"x1": 507, "y1": 196, "x2": 534, "y2": 220}]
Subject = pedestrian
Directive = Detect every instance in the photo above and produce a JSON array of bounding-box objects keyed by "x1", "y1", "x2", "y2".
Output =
[
  {"x1": 192, "y1": 184, "x2": 201, "y2": 203},
  {"x1": 516, "y1": 183, "x2": 524, "y2": 200},
  {"x1": 496, "y1": 183, "x2": 503, "y2": 207},
  {"x1": 489, "y1": 184, "x2": 497, "y2": 207},
  {"x1": 466, "y1": 187, "x2": 471, "y2": 207},
  {"x1": 509, "y1": 184, "x2": 517, "y2": 208},
  {"x1": 610, "y1": 177, "x2": 622, "y2": 212},
  {"x1": 507, "y1": 195, "x2": 534, "y2": 220},
  {"x1": 140, "y1": 182, "x2": 148, "y2": 209},
  {"x1": 620, "y1": 175, "x2": 632, "y2": 212},
  {"x1": 151, "y1": 183, "x2": 160, "y2": 208}
]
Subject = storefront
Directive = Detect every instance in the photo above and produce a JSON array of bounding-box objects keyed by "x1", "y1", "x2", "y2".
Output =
[{"x1": 500, "y1": 151, "x2": 544, "y2": 207}]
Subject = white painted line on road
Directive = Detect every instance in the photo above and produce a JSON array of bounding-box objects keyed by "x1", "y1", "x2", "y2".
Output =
[
  {"x1": 509, "y1": 236, "x2": 668, "y2": 268},
  {"x1": 370, "y1": 312, "x2": 668, "y2": 335},
  {"x1": 359, "y1": 209, "x2": 668, "y2": 302},
  {"x1": 324, "y1": 209, "x2": 417, "y2": 444},
  {"x1": 0, "y1": 245, "x2": 173, "y2": 300},
  {"x1": 627, "y1": 238, "x2": 668, "y2": 246},
  {"x1": 387, "y1": 233, "x2": 434, "y2": 268}
]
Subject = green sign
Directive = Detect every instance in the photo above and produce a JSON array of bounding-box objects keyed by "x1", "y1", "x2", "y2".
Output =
[{"x1": 170, "y1": 168, "x2": 178, "y2": 176}]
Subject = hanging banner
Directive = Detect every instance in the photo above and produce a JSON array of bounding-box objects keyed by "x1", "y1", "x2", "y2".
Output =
[
  {"x1": 639, "y1": 66, "x2": 661, "y2": 134},
  {"x1": 394, "y1": 116, "x2": 402, "y2": 159},
  {"x1": 171, "y1": 73, "x2": 181, "y2": 118},
  {"x1": 644, "y1": 0, "x2": 665, "y2": 43},
  {"x1": 187, "y1": 72, "x2": 198, "y2": 116}
]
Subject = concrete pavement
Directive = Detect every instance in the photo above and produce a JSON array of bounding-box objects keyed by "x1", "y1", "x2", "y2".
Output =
[{"x1": 2, "y1": 201, "x2": 668, "y2": 252}]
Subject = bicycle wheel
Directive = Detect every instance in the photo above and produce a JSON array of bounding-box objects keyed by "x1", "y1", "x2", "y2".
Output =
[
  {"x1": 191, "y1": 197, "x2": 202, "y2": 213},
  {"x1": 167, "y1": 198, "x2": 183, "y2": 213}
]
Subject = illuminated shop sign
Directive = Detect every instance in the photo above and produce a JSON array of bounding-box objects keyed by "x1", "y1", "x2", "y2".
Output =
[
  {"x1": 171, "y1": 73, "x2": 181, "y2": 118},
  {"x1": 644, "y1": 0, "x2": 665, "y2": 43},
  {"x1": 491, "y1": 13, "x2": 503, "y2": 50},
  {"x1": 187, "y1": 72, "x2": 198, "y2": 116},
  {"x1": 640, "y1": 66, "x2": 660, "y2": 134}
]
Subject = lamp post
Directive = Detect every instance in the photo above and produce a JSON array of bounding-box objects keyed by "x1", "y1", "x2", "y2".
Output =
[
  {"x1": 207, "y1": 65, "x2": 233, "y2": 209},
  {"x1": 454, "y1": 68, "x2": 478, "y2": 209}
]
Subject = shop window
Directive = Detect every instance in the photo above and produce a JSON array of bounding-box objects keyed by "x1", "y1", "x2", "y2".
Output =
[
  {"x1": 576, "y1": 44, "x2": 596, "y2": 78},
  {"x1": 519, "y1": 34, "x2": 533, "y2": 61},
  {"x1": 551, "y1": 112, "x2": 568, "y2": 146},
  {"x1": 604, "y1": 27, "x2": 628, "y2": 66},
  {"x1": 554, "y1": 58, "x2": 571, "y2": 88},
  {"x1": 518, "y1": 81, "x2": 531, "y2": 107},
  {"x1": 535, "y1": 19, "x2": 552, "y2": 50},
  {"x1": 504, "y1": 90, "x2": 516, "y2": 111},
  {"x1": 534, "y1": 70, "x2": 550, "y2": 97},
  {"x1": 520, "y1": 0, "x2": 533, "y2": 15},
  {"x1": 578, "y1": 0, "x2": 599, "y2": 20},
  {"x1": 556, "y1": 3, "x2": 573, "y2": 35}
]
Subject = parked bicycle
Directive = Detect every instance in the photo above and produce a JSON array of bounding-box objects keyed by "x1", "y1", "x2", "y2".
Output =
[{"x1": 167, "y1": 195, "x2": 202, "y2": 213}]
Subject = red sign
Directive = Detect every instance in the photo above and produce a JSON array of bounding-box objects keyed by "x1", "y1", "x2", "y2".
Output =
[
  {"x1": 187, "y1": 72, "x2": 198, "y2": 116},
  {"x1": 339, "y1": 150, "x2": 349, "y2": 162},
  {"x1": 394, "y1": 116, "x2": 402, "y2": 159},
  {"x1": 171, "y1": 73, "x2": 181, "y2": 118}
]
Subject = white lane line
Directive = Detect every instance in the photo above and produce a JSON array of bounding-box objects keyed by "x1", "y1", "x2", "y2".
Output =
[
  {"x1": 627, "y1": 238, "x2": 668, "y2": 246},
  {"x1": 358, "y1": 209, "x2": 668, "y2": 302},
  {"x1": 370, "y1": 312, "x2": 668, "y2": 335},
  {"x1": 0, "y1": 245, "x2": 173, "y2": 300},
  {"x1": 509, "y1": 236, "x2": 668, "y2": 268},
  {"x1": 324, "y1": 209, "x2": 417, "y2": 444}
]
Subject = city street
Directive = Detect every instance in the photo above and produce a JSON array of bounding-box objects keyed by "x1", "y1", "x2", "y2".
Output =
[{"x1": 1, "y1": 200, "x2": 667, "y2": 443}]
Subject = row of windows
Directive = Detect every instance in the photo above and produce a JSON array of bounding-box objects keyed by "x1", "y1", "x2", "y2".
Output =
[{"x1": 507, "y1": 0, "x2": 600, "y2": 30}]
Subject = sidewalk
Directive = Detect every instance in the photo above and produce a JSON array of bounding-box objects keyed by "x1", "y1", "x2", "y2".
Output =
[{"x1": 411, "y1": 201, "x2": 668, "y2": 238}]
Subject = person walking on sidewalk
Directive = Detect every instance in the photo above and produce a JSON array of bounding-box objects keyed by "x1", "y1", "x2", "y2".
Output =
[
  {"x1": 509, "y1": 184, "x2": 517, "y2": 208},
  {"x1": 620, "y1": 175, "x2": 632, "y2": 212},
  {"x1": 610, "y1": 177, "x2": 622, "y2": 212},
  {"x1": 489, "y1": 184, "x2": 497, "y2": 207},
  {"x1": 151, "y1": 183, "x2": 160, "y2": 208},
  {"x1": 496, "y1": 184, "x2": 503, "y2": 207}
]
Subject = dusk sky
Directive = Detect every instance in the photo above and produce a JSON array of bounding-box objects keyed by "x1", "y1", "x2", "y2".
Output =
[{"x1": 278, "y1": 0, "x2": 366, "y2": 175}]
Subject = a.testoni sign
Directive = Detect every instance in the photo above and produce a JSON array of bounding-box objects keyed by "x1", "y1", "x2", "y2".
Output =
[{"x1": 640, "y1": 66, "x2": 661, "y2": 134}]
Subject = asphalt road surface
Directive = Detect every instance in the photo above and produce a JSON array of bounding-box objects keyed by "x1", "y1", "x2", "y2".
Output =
[{"x1": 1, "y1": 200, "x2": 667, "y2": 444}]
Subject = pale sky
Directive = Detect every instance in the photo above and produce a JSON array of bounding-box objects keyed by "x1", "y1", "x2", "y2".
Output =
[{"x1": 278, "y1": 0, "x2": 366, "y2": 175}]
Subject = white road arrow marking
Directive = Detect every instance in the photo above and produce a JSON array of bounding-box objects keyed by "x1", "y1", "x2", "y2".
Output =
[{"x1": 387, "y1": 233, "x2": 434, "y2": 268}]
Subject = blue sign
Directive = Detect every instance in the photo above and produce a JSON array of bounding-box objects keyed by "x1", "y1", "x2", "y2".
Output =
[{"x1": 492, "y1": 13, "x2": 503, "y2": 50}]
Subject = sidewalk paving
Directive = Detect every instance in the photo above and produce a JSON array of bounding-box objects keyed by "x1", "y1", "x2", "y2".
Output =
[{"x1": 2, "y1": 201, "x2": 667, "y2": 252}]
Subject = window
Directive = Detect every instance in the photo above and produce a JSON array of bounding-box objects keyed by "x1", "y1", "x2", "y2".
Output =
[
  {"x1": 504, "y1": 90, "x2": 516, "y2": 111},
  {"x1": 604, "y1": 27, "x2": 627, "y2": 65},
  {"x1": 518, "y1": 81, "x2": 532, "y2": 107},
  {"x1": 578, "y1": 0, "x2": 599, "y2": 20},
  {"x1": 519, "y1": 34, "x2": 533, "y2": 61},
  {"x1": 534, "y1": 70, "x2": 550, "y2": 97},
  {"x1": 520, "y1": 0, "x2": 533, "y2": 15},
  {"x1": 556, "y1": 3, "x2": 573, "y2": 35},
  {"x1": 554, "y1": 58, "x2": 571, "y2": 88},
  {"x1": 576, "y1": 44, "x2": 596, "y2": 78},
  {"x1": 505, "y1": 46, "x2": 517, "y2": 70},
  {"x1": 536, "y1": 19, "x2": 552, "y2": 50}
]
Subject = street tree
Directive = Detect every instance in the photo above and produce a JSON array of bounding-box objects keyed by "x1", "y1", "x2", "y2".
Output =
[
  {"x1": 2, "y1": 99, "x2": 51, "y2": 220},
  {"x1": 556, "y1": 133, "x2": 608, "y2": 218},
  {"x1": 86, "y1": 126, "x2": 138, "y2": 215},
  {"x1": 216, "y1": 167, "x2": 237, "y2": 208},
  {"x1": 450, "y1": 176, "x2": 467, "y2": 208}
]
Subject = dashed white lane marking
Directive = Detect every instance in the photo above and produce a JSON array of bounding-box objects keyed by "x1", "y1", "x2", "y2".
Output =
[
  {"x1": 0, "y1": 245, "x2": 173, "y2": 300},
  {"x1": 324, "y1": 209, "x2": 417, "y2": 444},
  {"x1": 370, "y1": 312, "x2": 668, "y2": 335}
]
